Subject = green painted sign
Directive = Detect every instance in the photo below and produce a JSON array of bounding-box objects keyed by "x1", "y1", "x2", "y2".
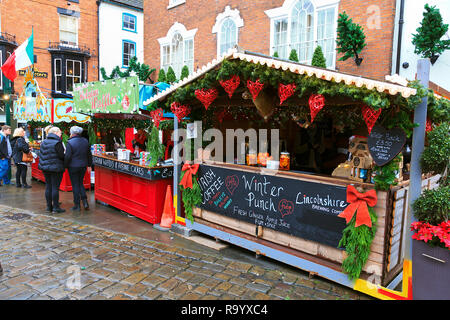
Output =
[{"x1": 73, "y1": 76, "x2": 139, "y2": 114}]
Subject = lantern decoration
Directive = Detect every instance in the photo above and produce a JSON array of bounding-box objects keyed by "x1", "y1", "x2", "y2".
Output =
[
  {"x1": 195, "y1": 88, "x2": 218, "y2": 110},
  {"x1": 150, "y1": 108, "x2": 164, "y2": 128},
  {"x1": 278, "y1": 83, "x2": 296, "y2": 105},
  {"x1": 308, "y1": 94, "x2": 325, "y2": 123},
  {"x1": 219, "y1": 75, "x2": 240, "y2": 98},
  {"x1": 361, "y1": 105, "x2": 382, "y2": 134},
  {"x1": 425, "y1": 118, "x2": 433, "y2": 133},
  {"x1": 246, "y1": 79, "x2": 264, "y2": 100},
  {"x1": 171, "y1": 102, "x2": 191, "y2": 123}
]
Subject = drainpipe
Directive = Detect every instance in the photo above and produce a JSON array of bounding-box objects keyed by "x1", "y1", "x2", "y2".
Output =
[
  {"x1": 395, "y1": 0, "x2": 405, "y2": 75},
  {"x1": 96, "y1": 0, "x2": 101, "y2": 80}
]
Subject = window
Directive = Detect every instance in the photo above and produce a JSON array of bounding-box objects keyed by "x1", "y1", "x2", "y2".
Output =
[
  {"x1": 158, "y1": 23, "x2": 197, "y2": 78},
  {"x1": 266, "y1": 0, "x2": 339, "y2": 68},
  {"x1": 123, "y1": 40, "x2": 136, "y2": 67},
  {"x1": 66, "y1": 59, "x2": 81, "y2": 92},
  {"x1": 54, "y1": 58, "x2": 62, "y2": 92},
  {"x1": 123, "y1": 13, "x2": 136, "y2": 32},
  {"x1": 59, "y1": 14, "x2": 78, "y2": 46},
  {"x1": 212, "y1": 6, "x2": 244, "y2": 58}
]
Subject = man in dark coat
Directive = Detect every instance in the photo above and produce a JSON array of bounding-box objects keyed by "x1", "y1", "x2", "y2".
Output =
[
  {"x1": 65, "y1": 126, "x2": 92, "y2": 211},
  {"x1": 38, "y1": 127, "x2": 65, "y2": 213},
  {"x1": 0, "y1": 125, "x2": 12, "y2": 185},
  {"x1": 10, "y1": 127, "x2": 32, "y2": 188}
]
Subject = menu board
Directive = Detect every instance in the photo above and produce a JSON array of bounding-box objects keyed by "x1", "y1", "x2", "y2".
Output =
[
  {"x1": 93, "y1": 156, "x2": 173, "y2": 181},
  {"x1": 368, "y1": 125, "x2": 406, "y2": 166},
  {"x1": 197, "y1": 165, "x2": 350, "y2": 248}
]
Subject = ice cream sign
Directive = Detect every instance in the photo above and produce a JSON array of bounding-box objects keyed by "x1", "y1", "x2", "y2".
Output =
[{"x1": 73, "y1": 76, "x2": 139, "y2": 114}]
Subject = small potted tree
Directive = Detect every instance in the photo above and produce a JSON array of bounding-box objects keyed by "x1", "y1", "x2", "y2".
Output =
[{"x1": 411, "y1": 122, "x2": 450, "y2": 299}]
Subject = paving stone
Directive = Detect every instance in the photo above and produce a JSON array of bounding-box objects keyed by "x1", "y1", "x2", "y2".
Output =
[
  {"x1": 121, "y1": 272, "x2": 147, "y2": 285},
  {"x1": 245, "y1": 281, "x2": 271, "y2": 293},
  {"x1": 141, "y1": 275, "x2": 166, "y2": 287},
  {"x1": 141, "y1": 289, "x2": 163, "y2": 300},
  {"x1": 157, "y1": 278, "x2": 181, "y2": 293},
  {"x1": 102, "y1": 283, "x2": 130, "y2": 298},
  {"x1": 123, "y1": 283, "x2": 148, "y2": 298}
]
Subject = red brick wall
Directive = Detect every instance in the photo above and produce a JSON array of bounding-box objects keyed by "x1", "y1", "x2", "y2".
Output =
[
  {"x1": 0, "y1": 0, "x2": 99, "y2": 92},
  {"x1": 144, "y1": 0, "x2": 396, "y2": 81}
]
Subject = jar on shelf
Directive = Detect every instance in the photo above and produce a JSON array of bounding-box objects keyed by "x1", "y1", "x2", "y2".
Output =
[{"x1": 279, "y1": 152, "x2": 290, "y2": 171}]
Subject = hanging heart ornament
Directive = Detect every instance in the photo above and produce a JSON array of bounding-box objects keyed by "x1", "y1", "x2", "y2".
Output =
[
  {"x1": 278, "y1": 83, "x2": 296, "y2": 105},
  {"x1": 361, "y1": 105, "x2": 382, "y2": 134},
  {"x1": 219, "y1": 75, "x2": 240, "y2": 98},
  {"x1": 171, "y1": 102, "x2": 191, "y2": 123},
  {"x1": 308, "y1": 94, "x2": 325, "y2": 123},
  {"x1": 246, "y1": 79, "x2": 264, "y2": 100},
  {"x1": 150, "y1": 108, "x2": 164, "y2": 128},
  {"x1": 195, "y1": 88, "x2": 218, "y2": 110}
]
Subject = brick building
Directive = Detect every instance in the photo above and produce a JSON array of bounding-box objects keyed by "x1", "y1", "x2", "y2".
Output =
[
  {"x1": 0, "y1": 0, "x2": 99, "y2": 102},
  {"x1": 144, "y1": 0, "x2": 397, "y2": 82}
]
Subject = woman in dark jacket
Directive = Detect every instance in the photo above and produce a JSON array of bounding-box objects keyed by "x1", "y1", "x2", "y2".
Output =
[
  {"x1": 38, "y1": 127, "x2": 65, "y2": 214},
  {"x1": 65, "y1": 126, "x2": 92, "y2": 211},
  {"x1": 10, "y1": 127, "x2": 31, "y2": 188}
]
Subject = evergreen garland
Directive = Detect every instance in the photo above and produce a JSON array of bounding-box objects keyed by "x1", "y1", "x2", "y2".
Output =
[
  {"x1": 373, "y1": 154, "x2": 403, "y2": 191},
  {"x1": 147, "y1": 126, "x2": 165, "y2": 167},
  {"x1": 100, "y1": 56, "x2": 156, "y2": 83},
  {"x1": 179, "y1": 170, "x2": 202, "y2": 223}
]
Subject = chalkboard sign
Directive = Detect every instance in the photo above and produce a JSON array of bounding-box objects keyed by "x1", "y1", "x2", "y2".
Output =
[
  {"x1": 368, "y1": 125, "x2": 406, "y2": 166},
  {"x1": 197, "y1": 165, "x2": 349, "y2": 248},
  {"x1": 93, "y1": 156, "x2": 173, "y2": 181}
]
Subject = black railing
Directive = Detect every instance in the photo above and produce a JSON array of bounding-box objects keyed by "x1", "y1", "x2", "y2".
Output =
[
  {"x1": 0, "y1": 32, "x2": 17, "y2": 46},
  {"x1": 48, "y1": 41, "x2": 91, "y2": 56}
]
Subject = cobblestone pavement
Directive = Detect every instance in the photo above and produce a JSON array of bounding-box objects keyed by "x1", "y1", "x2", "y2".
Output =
[{"x1": 0, "y1": 205, "x2": 372, "y2": 300}]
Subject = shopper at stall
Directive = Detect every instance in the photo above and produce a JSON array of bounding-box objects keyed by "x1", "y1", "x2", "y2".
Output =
[
  {"x1": 65, "y1": 126, "x2": 92, "y2": 211},
  {"x1": 132, "y1": 129, "x2": 147, "y2": 155},
  {"x1": 10, "y1": 127, "x2": 32, "y2": 188},
  {"x1": 0, "y1": 125, "x2": 12, "y2": 186},
  {"x1": 38, "y1": 126, "x2": 66, "y2": 214}
]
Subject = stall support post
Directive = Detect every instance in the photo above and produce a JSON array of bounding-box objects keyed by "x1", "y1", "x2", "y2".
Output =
[
  {"x1": 407, "y1": 58, "x2": 430, "y2": 293},
  {"x1": 173, "y1": 118, "x2": 182, "y2": 225},
  {"x1": 5, "y1": 79, "x2": 12, "y2": 182}
]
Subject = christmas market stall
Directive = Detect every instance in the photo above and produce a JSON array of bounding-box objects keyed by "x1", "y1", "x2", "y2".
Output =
[
  {"x1": 72, "y1": 76, "x2": 174, "y2": 225},
  {"x1": 143, "y1": 48, "x2": 448, "y2": 299},
  {"x1": 13, "y1": 67, "x2": 91, "y2": 191}
]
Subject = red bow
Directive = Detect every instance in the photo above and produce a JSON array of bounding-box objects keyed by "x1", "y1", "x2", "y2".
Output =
[
  {"x1": 338, "y1": 185, "x2": 377, "y2": 228},
  {"x1": 179, "y1": 163, "x2": 200, "y2": 189}
]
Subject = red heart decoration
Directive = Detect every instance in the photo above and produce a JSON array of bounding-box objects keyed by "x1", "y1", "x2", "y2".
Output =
[
  {"x1": 171, "y1": 102, "x2": 191, "y2": 123},
  {"x1": 361, "y1": 105, "x2": 382, "y2": 134},
  {"x1": 195, "y1": 88, "x2": 218, "y2": 110},
  {"x1": 247, "y1": 79, "x2": 264, "y2": 100},
  {"x1": 219, "y1": 75, "x2": 240, "y2": 98},
  {"x1": 278, "y1": 199, "x2": 294, "y2": 218},
  {"x1": 150, "y1": 108, "x2": 164, "y2": 128},
  {"x1": 309, "y1": 94, "x2": 325, "y2": 123},
  {"x1": 225, "y1": 175, "x2": 239, "y2": 195},
  {"x1": 278, "y1": 83, "x2": 296, "y2": 105}
]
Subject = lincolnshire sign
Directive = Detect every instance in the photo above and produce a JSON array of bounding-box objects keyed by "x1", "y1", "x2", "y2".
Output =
[
  {"x1": 18, "y1": 69, "x2": 48, "y2": 78},
  {"x1": 73, "y1": 76, "x2": 140, "y2": 114},
  {"x1": 197, "y1": 165, "x2": 350, "y2": 248},
  {"x1": 368, "y1": 125, "x2": 406, "y2": 166},
  {"x1": 92, "y1": 155, "x2": 173, "y2": 181}
]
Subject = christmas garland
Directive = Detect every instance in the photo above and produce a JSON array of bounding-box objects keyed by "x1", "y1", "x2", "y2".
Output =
[{"x1": 179, "y1": 165, "x2": 202, "y2": 223}]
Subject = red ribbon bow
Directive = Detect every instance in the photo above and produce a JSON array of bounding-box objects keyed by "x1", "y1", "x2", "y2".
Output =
[
  {"x1": 338, "y1": 185, "x2": 377, "y2": 228},
  {"x1": 179, "y1": 163, "x2": 200, "y2": 189}
]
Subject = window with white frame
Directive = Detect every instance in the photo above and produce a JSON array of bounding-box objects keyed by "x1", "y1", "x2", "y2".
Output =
[
  {"x1": 59, "y1": 14, "x2": 78, "y2": 46},
  {"x1": 66, "y1": 59, "x2": 81, "y2": 92},
  {"x1": 266, "y1": 0, "x2": 339, "y2": 68},
  {"x1": 158, "y1": 23, "x2": 196, "y2": 78},
  {"x1": 54, "y1": 58, "x2": 62, "y2": 92},
  {"x1": 123, "y1": 40, "x2": 136, "y2": 67},
  {"x1": 212, "y1": 6, "x2": 244, "y2": 58}
]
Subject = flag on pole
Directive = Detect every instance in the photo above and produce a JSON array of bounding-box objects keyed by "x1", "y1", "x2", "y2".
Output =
[{"x1": 1, "y1": 30, "x2": 34, "y2": 82}]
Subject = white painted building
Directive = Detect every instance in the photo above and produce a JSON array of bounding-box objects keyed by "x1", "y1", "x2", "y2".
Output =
[
  {"x1": 98, "y1": 0, "x2": 143, "y2": 79},
  {"x1": 392, "y1": 0, "x2": 450, "y2": 92}
]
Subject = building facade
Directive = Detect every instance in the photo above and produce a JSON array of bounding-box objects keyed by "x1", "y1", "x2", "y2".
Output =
[
  {"x1": 98, "y1": 0, "x2": 144, "y2": 79},
  {"x1": 0, "y1": 0, "x2": 99, "y2": 102},
  {"x1": 144, "y1": 0, "x2": 398, "y2": 81}
]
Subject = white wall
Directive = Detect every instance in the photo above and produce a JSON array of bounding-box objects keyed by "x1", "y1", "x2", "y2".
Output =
[
  {"x1": 394, "y1": 0, "x2": 450, "y2": 91},
  {"x1": 99, "y1": 2, "x2": 143, "y2": 79}
]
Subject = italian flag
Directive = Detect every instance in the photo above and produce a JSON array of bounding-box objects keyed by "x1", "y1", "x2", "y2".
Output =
[{"x1": 1, "y1": 30, "x2": 34, "y2": 82}]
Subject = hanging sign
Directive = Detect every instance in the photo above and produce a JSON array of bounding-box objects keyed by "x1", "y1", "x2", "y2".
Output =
[
  {"x1": 73, "y1": 76, "x2": 140, "y2": 114},
  {"x1": 368, "y1": 125, "x2": 406, "y2": 166}
]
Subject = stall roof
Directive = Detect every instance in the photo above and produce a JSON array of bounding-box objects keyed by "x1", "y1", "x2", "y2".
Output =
[{"x1": 143, "y1": 47, "x2": 417, "y2": 107}]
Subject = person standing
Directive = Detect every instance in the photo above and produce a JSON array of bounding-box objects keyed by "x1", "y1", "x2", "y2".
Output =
[
  {"x1": 38, "y1": 127, "x2": 65, "y2": 213},
  {"x1": 10, "y1": 127, "x2": 32, "y2": 188},
  {"x1": 65, "y1": 126, "x2": 92, "y2": 211},
  {"x1": 0, "y1": 125, "x2": 12, "y2": 186}
]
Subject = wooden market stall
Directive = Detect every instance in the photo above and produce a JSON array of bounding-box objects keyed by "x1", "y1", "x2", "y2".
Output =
[
  {"x1": 72, "y1": 76, "x2": 175, "y2": 225},
  {"x1": 143, "y1": 48, "x2": 444, "y2": 299}
]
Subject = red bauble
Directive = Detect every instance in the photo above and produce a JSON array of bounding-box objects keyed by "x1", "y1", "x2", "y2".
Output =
[
  {"x1": 171, "y1": 102, "x2": 191, "y2": 122},
  {"x1": 195, "y1": 88, "x2": 218, "y2": 110},
  {"x1": 308, "y1": 94, "x2": 325, "y2": 123},
  {"x1": 246, "y1": 79, "x2": 264, "y2": 100},
  {"x1": 150, "y1": 108, "x2": 164, "y2": 128},
  {"x1": 425, "y1": 118, "x2": 433, "y2": 133},
  {"x1": 361, "y1": 105, "x2": 382, "y2": 134},
  {"x1": 278, "y1": 83, "x2": 296, "y2": 105},
  {"x1": 219, "y1": 75, "x2": 240, "y2": 98}
]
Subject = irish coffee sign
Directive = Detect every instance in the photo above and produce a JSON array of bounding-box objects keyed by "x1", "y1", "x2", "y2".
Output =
[{"x1": 197, "y1": 165, "x2": 350, "y2": 248}]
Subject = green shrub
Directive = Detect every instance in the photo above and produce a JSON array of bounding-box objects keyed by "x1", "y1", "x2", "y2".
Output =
[{"x1": 412, "y1": 185, "x2": 450, "y2": 225}]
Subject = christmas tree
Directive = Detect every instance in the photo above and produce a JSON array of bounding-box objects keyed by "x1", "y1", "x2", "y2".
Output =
[
  {"x1": 180, "y1": 65, "x2": 190, "y2": 80},
  {"x1": 336, "y1": 12, "x2": 367, "y2": 65},
  {"x1": 100, "y1": 56, "x2": 155, "y2": 82},
  {"x1": 157, "y1": 69, "x2": 166, "y2": 83},
  {"x1": 166, "y1": 66, "x2": 177, "y2": 83},
  {"x1": 288, "y1": 49, "x2": 299, "y2": 62},
  {"x1": 311, "y1": 46, "x2": 327, "y2": 68},
  {"x1": 412, "y1": 4, "x2": 450, "y2": 64}
]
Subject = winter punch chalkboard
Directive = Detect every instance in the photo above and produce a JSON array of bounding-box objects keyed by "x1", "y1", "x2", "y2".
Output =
[{"x1": 368, "y1": 125, "x2": 406, "y2": 166}]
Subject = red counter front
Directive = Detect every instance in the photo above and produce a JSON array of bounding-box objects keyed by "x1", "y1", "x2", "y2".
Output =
[
  {"x1": 31, "y1": 157, "x2": 91, "y2": 192},
  {"x1": 93, "y1": 155, "x2": 173, "y2": 225}
]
